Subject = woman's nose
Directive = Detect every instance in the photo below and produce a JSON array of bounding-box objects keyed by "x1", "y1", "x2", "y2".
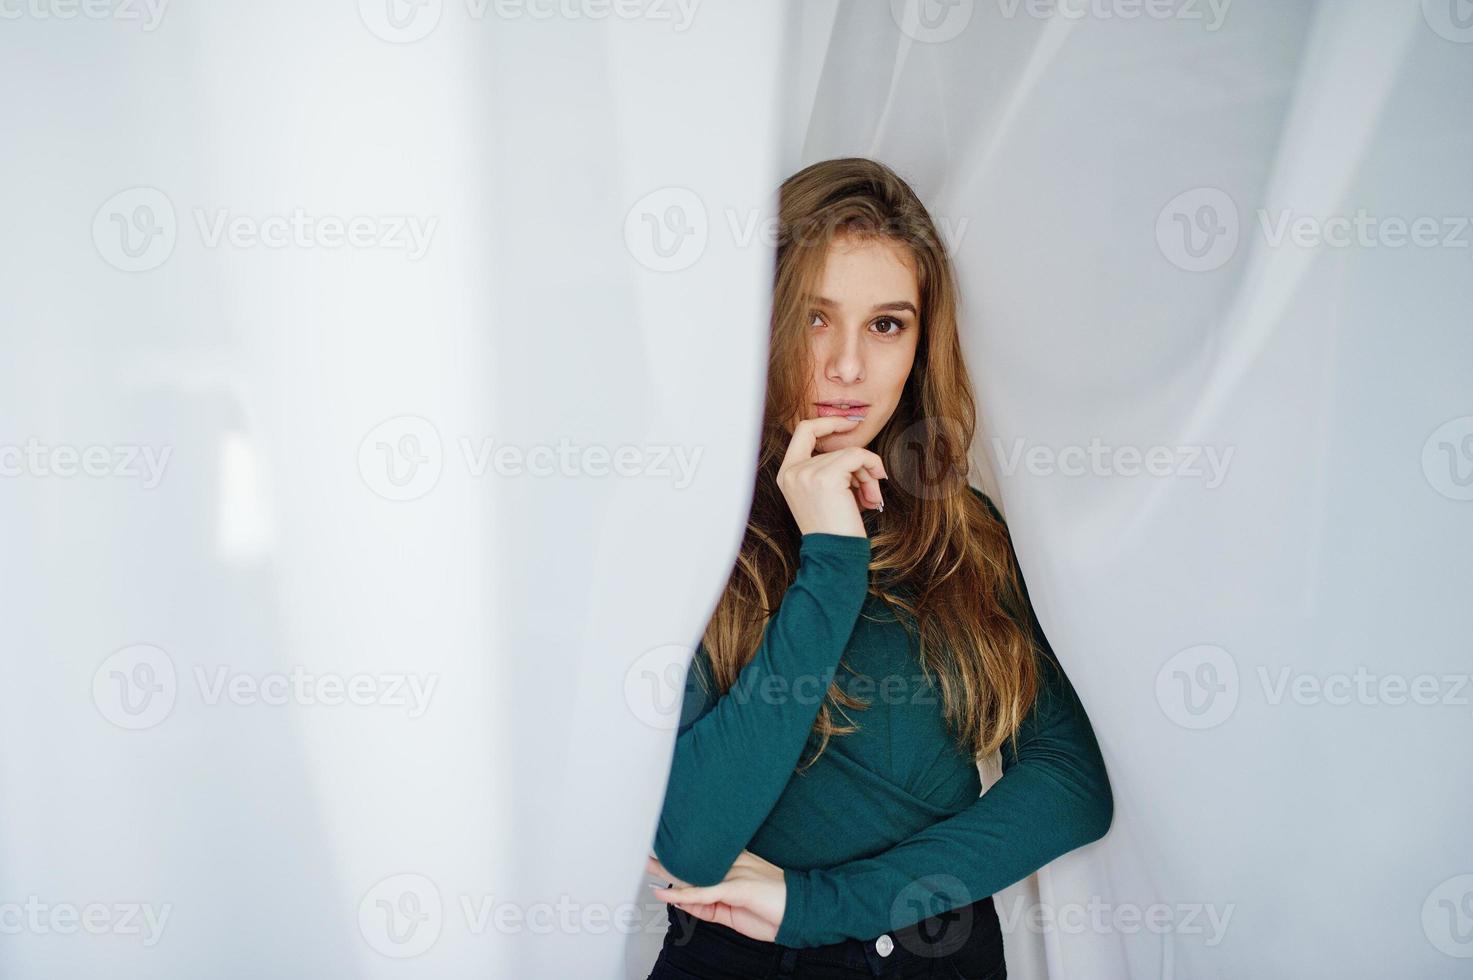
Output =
[{"x1": 823, "y1": 328, "x2": 865, "y2": 381}]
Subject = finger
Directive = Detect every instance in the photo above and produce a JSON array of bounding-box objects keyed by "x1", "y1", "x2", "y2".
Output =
[
  {"x1": 648, "y1": 878, "x2": 690, "y2": 903},
  {"x1": 815, "y1": 449, "x2": 888, "y2": 505},
  {"x1": 781, "y1": 416, "x2": 861, "y2": 469},
  {"x1": 812, "y1": 445, "x2": 888, "y2": 482},
  {"x1": 652, "y1": 882, "x2": 728, "y2": 906},
  {"x1": 675, "y1": 901, "x2": 721, "y2": 924},
  {"x1": 852, "y1": 468, "x2": 883, "y2": 510},
  {"x1": 645, "y1": 855, "x2": 682, "y2": 887}
]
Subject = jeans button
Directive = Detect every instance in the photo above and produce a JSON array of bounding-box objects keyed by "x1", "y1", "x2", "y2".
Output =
[{"x1": 875, "y1": 933, "x2": 894, "y2": 957}]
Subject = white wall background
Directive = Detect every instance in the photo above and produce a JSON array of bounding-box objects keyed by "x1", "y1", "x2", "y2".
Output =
[{"x1": 1, "y1": 2, "x2": 1469, "y2": 978}]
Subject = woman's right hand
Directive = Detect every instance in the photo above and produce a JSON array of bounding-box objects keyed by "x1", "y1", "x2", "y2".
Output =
[{"x1": 776, "y1": 417, "x2": 888, "y2": 538}]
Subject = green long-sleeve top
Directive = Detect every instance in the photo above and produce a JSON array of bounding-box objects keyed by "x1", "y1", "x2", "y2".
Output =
[{"x1": 652, "y1": 486, "x2": 1113, "y2": 948}]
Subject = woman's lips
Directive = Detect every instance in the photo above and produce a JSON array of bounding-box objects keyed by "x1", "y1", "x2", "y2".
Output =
[{"x1": 815, "y1": 403, "x2": 868, "y2": 419}]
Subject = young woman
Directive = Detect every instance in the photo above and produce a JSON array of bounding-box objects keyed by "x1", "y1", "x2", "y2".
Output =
[{"x1": 643, "y1": 157, "x2": 1113, "y2": 980}]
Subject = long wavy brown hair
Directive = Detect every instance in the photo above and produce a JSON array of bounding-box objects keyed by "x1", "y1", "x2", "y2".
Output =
[{"x1": 698, "y1": 157, "x2": 1048, "y2": 774}]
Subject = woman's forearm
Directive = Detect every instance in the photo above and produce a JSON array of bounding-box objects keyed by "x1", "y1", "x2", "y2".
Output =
[
  {"x1": 653, "y1": 532, "x2": 873, "y2": 886},
  {"x1": 776, "y1": 638, "x2": 1113, "y2": 947}
]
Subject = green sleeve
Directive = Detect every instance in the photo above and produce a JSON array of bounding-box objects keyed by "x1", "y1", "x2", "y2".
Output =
[
  {"x1": 775, "y1": 492, "x2": 1114, "y2": 948},
  {"x1": 653, "y1": 531, "x2": 873, "y2": 886}
]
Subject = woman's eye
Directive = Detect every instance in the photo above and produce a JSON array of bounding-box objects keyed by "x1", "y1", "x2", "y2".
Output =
[
  {"x1": 872, "y1": 317, "x2": 905, "y2": 336},
  {"x1": 808, "y1": 311, "x2": 824, "y2": 328}
]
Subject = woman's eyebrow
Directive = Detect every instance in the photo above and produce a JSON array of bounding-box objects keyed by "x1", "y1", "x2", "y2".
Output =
[
  {"x1": 808, "y1": 295, "x2": 918, "y2": 315},
  {"x1": 872, "y1": 300, "x2": 918, "y2": 315}
]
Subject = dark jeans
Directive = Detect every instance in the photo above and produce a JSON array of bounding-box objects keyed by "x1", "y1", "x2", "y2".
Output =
[{"x1": 647, "y1": 895, "x2": 1006, "y2": 980}]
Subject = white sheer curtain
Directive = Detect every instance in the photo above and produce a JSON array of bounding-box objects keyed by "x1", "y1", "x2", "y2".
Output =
[
  {"x1": 1, "y1": 3, "x2": 782, "y2": 978},
  {"x1": 772, "y1": 2, "x2": 1472, "y2": 978},
  {"x1": 3, "y1": 2, "x2": 1469, "y2": 978}
]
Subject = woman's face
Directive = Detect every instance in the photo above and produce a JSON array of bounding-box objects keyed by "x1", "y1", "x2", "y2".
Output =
[{"x1": 794, "y1": 232, "x2": 921, "y2": 450}]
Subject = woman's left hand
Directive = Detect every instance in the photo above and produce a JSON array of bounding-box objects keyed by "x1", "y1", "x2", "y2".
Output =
[{"x1": 646, "y1": 850, "x2": 787, "y2": 942}]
